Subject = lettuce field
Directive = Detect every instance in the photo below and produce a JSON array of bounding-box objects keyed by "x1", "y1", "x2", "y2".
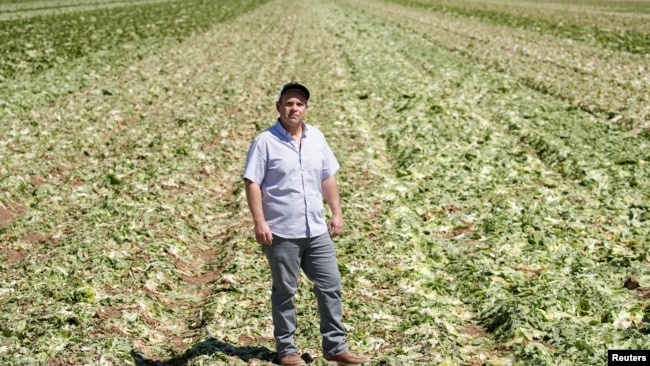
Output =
[{"x1": 1, "y1": 0, "x2": 649, "y2": 364}]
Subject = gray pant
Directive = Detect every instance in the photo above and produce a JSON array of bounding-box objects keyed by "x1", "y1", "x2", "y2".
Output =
[{"x1": 262, "y1": 233, "x2": 348, "y2": 358}]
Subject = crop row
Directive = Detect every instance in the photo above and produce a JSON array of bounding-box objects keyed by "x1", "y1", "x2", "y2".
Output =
[
  {"x1": 0, "y1": 0, "x2": 172, "y2": 21},
  {"x1": 0, "y1": 0, "x2": 268, "y2": 81},
  {"x1": 392, "y1": 0, "x2": 650, "y2": 55},
  {"x1": 355, "y1": 0, "x2": 650, "y2": 131},
  {"x1": 350, "y1": 0, "x2": 649, "y2": 200}
]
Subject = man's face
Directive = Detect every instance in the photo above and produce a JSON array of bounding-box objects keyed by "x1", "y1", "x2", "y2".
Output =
[{"x1": 276, "y1": 90, "x2": 308, "y2": 128}]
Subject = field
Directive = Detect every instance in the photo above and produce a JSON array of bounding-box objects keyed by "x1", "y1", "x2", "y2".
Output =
[{"x1": 1, "y1": 0, "x2": 649, "y2": 365}]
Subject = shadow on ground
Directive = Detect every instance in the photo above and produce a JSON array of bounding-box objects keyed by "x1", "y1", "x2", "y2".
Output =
[{"x1": 131, "y1": 337, "x2": 278, "y2": 365}]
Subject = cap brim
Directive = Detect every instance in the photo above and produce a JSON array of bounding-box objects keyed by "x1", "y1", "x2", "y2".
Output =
[{"x1": 279, "y1": 82, "x2": 310, "y2": 101}]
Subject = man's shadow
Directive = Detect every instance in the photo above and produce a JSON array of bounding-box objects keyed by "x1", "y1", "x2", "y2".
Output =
[{"x1": 130, "y1": 337, "x2": 280, "y2": 365}]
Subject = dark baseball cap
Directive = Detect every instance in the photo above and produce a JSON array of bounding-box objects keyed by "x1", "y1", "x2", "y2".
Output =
[{"x1": 278, "y1": 82, "x2": 310, "y2": 102}]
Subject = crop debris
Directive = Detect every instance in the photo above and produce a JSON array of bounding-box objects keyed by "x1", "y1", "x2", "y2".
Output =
[{"x1": 1, "y1": 0, "x2": 648, "y2": 365}]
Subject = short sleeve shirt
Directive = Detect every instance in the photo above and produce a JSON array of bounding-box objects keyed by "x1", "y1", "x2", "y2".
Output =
[{"x1": 243, "y1": 120, "x2": 340, "y2": 238}]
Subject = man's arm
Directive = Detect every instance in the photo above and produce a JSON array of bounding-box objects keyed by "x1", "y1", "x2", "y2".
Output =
[
  {"x1": 322, "y1": 175, "x2": 344, "y2": 237},
  {"x1": 244, "y1": 179, "x2": 273, "y2": 245}
]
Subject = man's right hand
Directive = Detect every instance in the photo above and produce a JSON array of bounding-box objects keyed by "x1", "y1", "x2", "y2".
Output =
[{"x1": 245, "y1": 179, "x2": 273, "y2": 245}]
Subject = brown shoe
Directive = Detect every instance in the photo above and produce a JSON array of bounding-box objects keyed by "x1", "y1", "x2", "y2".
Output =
[
  {"x1": 279, "y1": 353, "x2": 307, "y2": 366},
  {"x1": 323, "y1": 351, "x2": 371, "y2": 365}
]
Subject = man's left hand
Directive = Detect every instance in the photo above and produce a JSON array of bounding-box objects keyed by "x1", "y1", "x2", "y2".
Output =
[{"x1": 328, "y1": 214, "x2": 344, "y2": 237}]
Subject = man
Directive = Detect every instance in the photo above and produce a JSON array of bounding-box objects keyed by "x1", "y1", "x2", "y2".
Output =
[{"x1": 243, "y1": 82, "x2": 370, "y2": 366}]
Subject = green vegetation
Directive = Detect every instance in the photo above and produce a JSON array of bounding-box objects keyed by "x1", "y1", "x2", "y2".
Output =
[
  {"x1": 1, "y1": 0, "x2": 648, "y2": 365},
  {"x1": 391, "y1": 0, "x2": 650, "y2": 54}
]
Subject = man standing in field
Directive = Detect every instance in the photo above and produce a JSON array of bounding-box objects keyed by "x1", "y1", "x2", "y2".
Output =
[{"x1": 243, "y1": 82, "x2": 371, "y2": 366}]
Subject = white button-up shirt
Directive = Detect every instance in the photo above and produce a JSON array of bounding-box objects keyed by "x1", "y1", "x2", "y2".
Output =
[{"x1": 243, "y1": 120, "x2": 340, "y2": 238}]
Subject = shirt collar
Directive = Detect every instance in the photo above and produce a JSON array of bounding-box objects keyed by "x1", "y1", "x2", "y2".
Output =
[{"x1": 273, "y1": 119, "x2": 308, "y2": 139}]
